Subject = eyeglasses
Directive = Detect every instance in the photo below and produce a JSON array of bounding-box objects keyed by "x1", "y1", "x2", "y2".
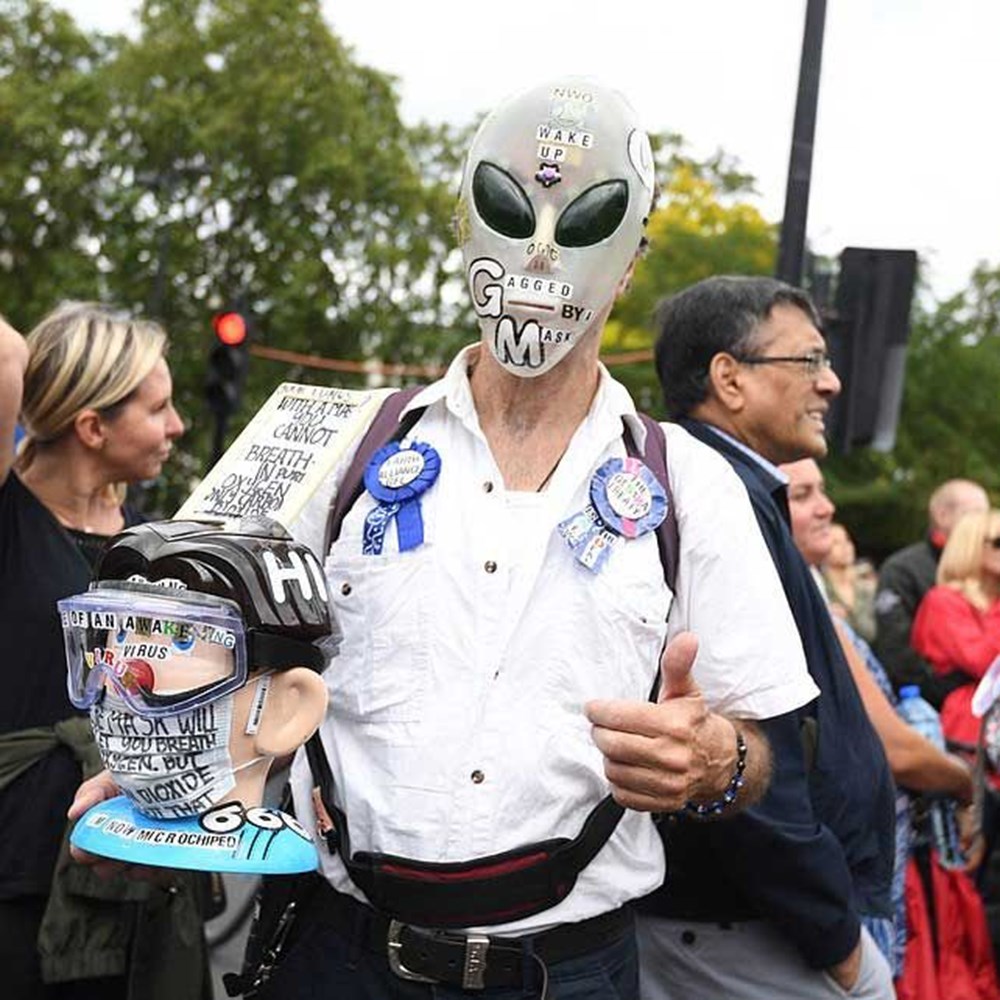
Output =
[{"x1": 734, "y1": 350, "x2": 834, "y2": 378}]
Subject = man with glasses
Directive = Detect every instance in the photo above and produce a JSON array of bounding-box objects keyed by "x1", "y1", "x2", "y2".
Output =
[{"x1": 636, "y1": 275, "x2": 896, "y2": 999}]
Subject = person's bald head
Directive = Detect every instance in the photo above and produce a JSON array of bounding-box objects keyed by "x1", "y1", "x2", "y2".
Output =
[{"x1": 928, "y1": 479, "x2": 990, "y2": 537}]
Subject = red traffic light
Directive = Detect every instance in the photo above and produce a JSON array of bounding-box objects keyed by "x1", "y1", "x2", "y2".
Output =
[{"x1": 213, "y1": 311, "x2": 248, "y2": 346}]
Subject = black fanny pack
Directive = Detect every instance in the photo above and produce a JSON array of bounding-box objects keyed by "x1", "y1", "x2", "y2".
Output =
[
  {"x1": 305, "y1": 734, "x2": 626, "y2": 927},
  {"x1": 223, "y1": 753, "x2": 629, "y2": 997}
]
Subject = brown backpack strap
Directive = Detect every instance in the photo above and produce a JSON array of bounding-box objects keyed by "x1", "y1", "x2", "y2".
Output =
[
  {"x1": 628, "y1": 413, "x2": 678, "y2": 592},
  {"x1": 322, "y1": 386, "x2": 426, "y2": 557}
]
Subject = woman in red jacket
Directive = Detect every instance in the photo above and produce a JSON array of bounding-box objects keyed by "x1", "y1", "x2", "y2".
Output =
[{"x1": 911, "y1": 508, "x2": 1000, "y2": 750}]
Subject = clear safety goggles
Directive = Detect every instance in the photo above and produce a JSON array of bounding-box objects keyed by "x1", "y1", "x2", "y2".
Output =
[{"x1": 59, "y1": 583, "x2": 248, "y2": 718}]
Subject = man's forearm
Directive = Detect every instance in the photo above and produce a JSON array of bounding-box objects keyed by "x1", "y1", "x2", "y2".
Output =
[{"x1": 827, "y1": 938, "x2": 863, "y2": 991}]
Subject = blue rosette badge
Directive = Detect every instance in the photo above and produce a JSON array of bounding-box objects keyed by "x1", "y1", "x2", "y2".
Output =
[
  {"x1": 558, "y1": 457, "x2": 667, "y2": 573},
  {"x1": 362, "y1": 441, "x2": 441, "y2": 555}
]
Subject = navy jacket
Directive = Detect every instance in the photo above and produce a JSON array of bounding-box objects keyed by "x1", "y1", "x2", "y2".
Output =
[{"x1": 638, "y1": 419, "x2": 895, "y2": 970}]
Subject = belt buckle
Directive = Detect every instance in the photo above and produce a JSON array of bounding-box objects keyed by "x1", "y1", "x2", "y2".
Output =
[
  {"x1": 387, "y1": 920, "x2": 438, "y2": 984},
  {"x1": 386, "y1": 920, "x2": 491, "y2": 990}
]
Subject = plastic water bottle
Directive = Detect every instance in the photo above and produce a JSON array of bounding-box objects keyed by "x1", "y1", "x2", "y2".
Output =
[{"x1": 896, "y1": 685, "x2": 966, "y2": 869}]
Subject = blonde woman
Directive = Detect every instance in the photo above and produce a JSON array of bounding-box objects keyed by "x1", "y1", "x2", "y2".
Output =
[
  {"x1": 0, "y1": 303, "x2": 191, "y2": 999},
  {"x1": 911, "y1": 509, "x2": 1000, "y2": 749},
  {"x1": 821, "y1": 523, "x2": 877, "y2": 642}
]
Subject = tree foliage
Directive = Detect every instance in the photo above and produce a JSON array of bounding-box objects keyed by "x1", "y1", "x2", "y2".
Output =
[
  {"x1": 824, "y1": 261, "x2": 1000, "y2": 561},
  {"x1": 4, "y1": 0, "x2": 997, "y2": 554},
  {"x1": 603, "y1": 136, "x2": 776, "y2": 414},
  {"x1": 0, "y1": 0, "x2": 112, "y2": 317},
  {"x1": 0, "y1": 0, "x2": 471, "y2": 512}
]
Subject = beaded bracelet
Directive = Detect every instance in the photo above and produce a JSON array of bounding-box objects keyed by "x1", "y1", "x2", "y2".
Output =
[{"x1": 684, "y1": 728, "x2": 747, "y2": 818}]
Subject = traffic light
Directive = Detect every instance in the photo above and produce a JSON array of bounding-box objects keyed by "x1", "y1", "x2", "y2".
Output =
[{"x1": 205, "y1": 309, "x2": 250, "y2": 419}]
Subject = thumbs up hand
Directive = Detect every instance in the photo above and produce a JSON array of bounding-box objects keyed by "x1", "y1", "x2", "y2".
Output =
[
  {"x1": 658, "y1": 630, "x2": 700, "y2": 702},
  {"x1": 584, "y1": 631, "x2": 743, "y2": 814}
]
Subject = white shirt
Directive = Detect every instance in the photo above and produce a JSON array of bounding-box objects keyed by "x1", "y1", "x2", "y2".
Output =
[{"x1": 289, "y1": 347, "x2": 817, "y2": 934}]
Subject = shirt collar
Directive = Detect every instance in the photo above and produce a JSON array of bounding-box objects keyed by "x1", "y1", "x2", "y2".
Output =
[
  {"x1": 401, "y1": 343, "x2": 477, "y2": 422},
  {"x1": 598, "y1": 362, "x2": 647, "y2": 448},
  {"x1": 702, "y1": 424, "x2": 789, "y2": 486},
  {"x1": 400, "y1": 345, "x2": 647, "y2": 447}
]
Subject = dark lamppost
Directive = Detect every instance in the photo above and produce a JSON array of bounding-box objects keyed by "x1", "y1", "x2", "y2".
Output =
[{"x1": 776, "y1": 0, "x2": 828, "y2": 287}]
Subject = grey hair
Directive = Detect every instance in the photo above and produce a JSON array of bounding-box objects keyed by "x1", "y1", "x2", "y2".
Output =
[{"x1": 653, "y1": 275, "x2": 821, "y2": 419}]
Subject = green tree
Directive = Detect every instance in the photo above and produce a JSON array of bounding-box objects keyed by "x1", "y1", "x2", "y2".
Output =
[
  {"x1": 825, "y1": 261, "x2": 1000, "y2": 561},
  {"x1": 96, "y1": 0, "x2": 468, "y2": 494},
  {"x1": 0, "y1": 0, "x2": 114, "y2": 321},
  {"x1": 0, "y1": 0, "x2": 471, "y2": 513},
  {"x1": 602, "y1": 137, "x2": 777, "y2": 414}
]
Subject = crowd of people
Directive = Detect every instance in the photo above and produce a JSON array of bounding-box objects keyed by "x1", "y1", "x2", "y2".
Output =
[{"x1": 2, "y1": 75, "x2": 999, "y2": 1000}]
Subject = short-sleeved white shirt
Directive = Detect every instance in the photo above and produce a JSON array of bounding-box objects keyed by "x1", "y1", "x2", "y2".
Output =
[{"x1": 289, "y1": 347, "x2": 817, "y2": 934}]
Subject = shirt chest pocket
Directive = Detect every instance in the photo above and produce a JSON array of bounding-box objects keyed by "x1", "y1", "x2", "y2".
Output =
[
  {"x1": 593, "y1": 573, "x2": 671, "y2": 695},
  {"x1": 325, "y1": 548, "x2": 431, "y2": 725},
  {"x1": 546, "y1": 536, "x2": 671, "y2": 702}
]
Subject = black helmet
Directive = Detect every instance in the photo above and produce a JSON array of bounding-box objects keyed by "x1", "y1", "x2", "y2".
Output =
[{"x1": 95, "y1": 517, "x2": 333, "y2": 672}]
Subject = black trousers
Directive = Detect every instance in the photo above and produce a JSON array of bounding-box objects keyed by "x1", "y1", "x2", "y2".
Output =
[{"x1": 253, "y1": 885, "x2": 639, "y2": 1000}]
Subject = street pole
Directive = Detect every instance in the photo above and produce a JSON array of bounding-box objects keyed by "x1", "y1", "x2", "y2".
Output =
[
  {"x1": 210, "y1": 411, "x2": 229, "y2": 468},
  {"x1": 776, "y1": 0, "x2": 827, "y2": 288}
]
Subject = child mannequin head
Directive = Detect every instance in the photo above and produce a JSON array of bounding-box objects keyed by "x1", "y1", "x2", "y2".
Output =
[{"x1": 62, "y1": 518, "x2": 330, "y2": 819}]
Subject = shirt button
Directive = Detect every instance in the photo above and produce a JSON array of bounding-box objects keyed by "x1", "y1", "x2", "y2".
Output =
[
  {"x1": 681, "y1": 930, "x2": 696, "y2": 946},
  {"x1": 484, "y1": 560, "x2": 497, "y2": 574},
  {"x1": 340, "y1": 582, "x2": 352, "y2": 596},
  {"x1": 470, "y1": 770, "x2": 485, "y2": 784},
  {"x1": 483, "y1": 481, "x2": 494, "y2": 493}
]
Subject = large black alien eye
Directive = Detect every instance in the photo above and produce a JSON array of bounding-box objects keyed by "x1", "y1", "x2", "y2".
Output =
[
  {"x1": 555, "y1": 180, "x2": 629, "y2": 247},
  {"x1": 472, "y1": 161, "x2": 535, "y2": 239}
]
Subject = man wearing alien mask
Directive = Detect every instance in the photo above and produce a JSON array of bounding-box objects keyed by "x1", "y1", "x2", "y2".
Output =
[
  {"x1": 73, "y1": 79, "x2": 818, "y2": 999},
  {"x1": 459, "y1": 81, "x2": 656, "y2": 379}
]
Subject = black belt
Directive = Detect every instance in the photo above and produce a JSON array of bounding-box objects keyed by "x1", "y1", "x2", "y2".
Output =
[{"x1": 315, "y1": 881, "x2": 633, "y2": 990}]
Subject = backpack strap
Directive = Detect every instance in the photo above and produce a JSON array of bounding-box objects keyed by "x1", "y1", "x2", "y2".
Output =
[
  {"x1": 628, "y1": 413, "x2": 678, "y2": 592},
  {"x1": 322, "y1": 385, "x2": 426, "y2": 557},
  {"x1": 325, "y1": 394, "x2": 679, "y2": 594}
]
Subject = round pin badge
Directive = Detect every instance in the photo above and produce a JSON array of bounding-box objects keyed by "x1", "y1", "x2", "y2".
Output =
[
  {"x1": 364, "y1": 441, "x2": 440, "y2": 504},
  {"x1": 378, "y1": 449, "x2": 426, "y2": 490},
  {"x1": 605, "y1": 470, "x2": 654, "y2": 521},
  {"x1": 363, "y1": 441, "x2": 441, "y2": 553},
  {"x1": 590, "y1": 457, "x2": 667, "y2": 539}
]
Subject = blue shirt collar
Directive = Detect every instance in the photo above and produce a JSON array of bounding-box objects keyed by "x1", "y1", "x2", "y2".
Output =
[{"x1": 701, "y1": 424, "x2": 790, "y2": 486}]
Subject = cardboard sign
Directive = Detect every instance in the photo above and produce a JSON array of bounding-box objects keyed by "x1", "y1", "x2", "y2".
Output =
[{"x1": 176, "y1": 383, "x2": 390, "y2": 529}]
